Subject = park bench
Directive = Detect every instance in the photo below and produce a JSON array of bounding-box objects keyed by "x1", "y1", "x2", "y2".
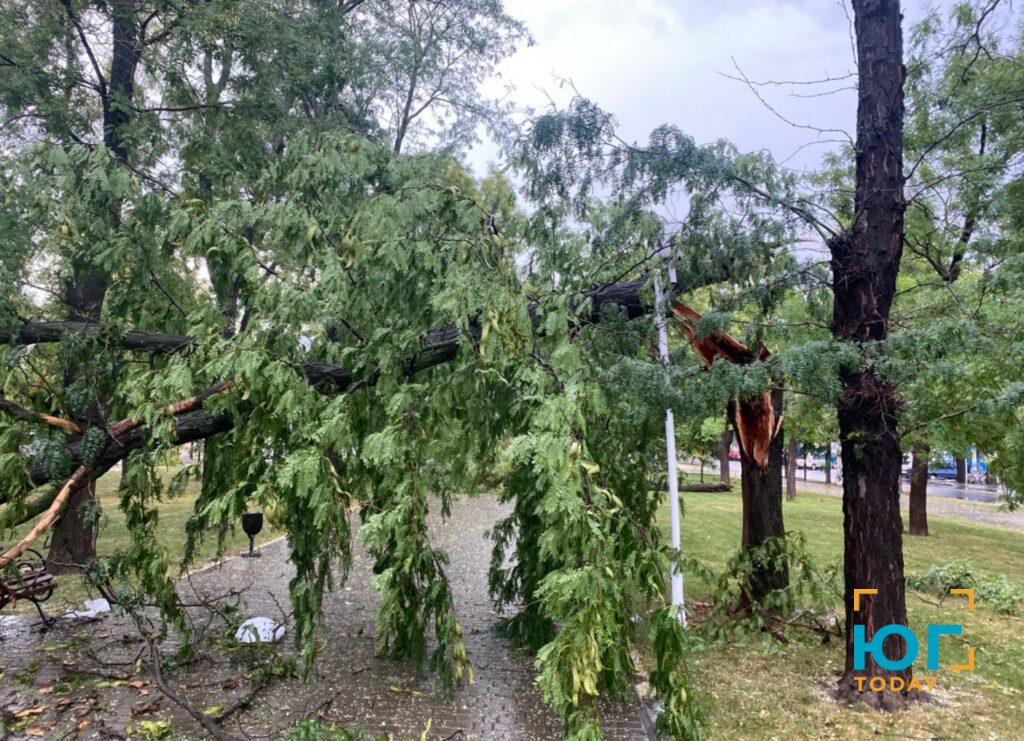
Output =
[{"x1": 0, "y1": 547, "x2": 57, "y2": 627}]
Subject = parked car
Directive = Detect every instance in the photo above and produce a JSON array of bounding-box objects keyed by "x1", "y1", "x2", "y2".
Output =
[
  {"x1": 803, "y1": 453, "x2": 828, "y2": 470},
  {"x1": 928, "y1": 465, "x2": 959, "y2": 481}
]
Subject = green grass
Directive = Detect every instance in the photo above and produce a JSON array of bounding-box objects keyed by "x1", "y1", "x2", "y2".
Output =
[
  {"x1": 666, "y1": 479, "x2": 1024, "y2": 739},
  {"x1": 3, "y1": 467, "x2": 280, "y2": 615}
]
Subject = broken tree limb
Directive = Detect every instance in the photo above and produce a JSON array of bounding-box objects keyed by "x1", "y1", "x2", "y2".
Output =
[
  {"x1": 4, "y1": 383, "x2": 236, "y2": 538},
  {"x1": 671, "y1": 301, "x2": 778, "y2": 470},
  {"x1": 0, "y1": 465, "x2": 90, "y2": 569},
  {"x1": 679, "y1": 482, "x2": 731, "y2": 493},
  {"x1": 8, "y1": 273, "x2": 697, "y2": 497},
  {"x1": 0, "y1": 396, "x2": 82, "y2": 434},
  {"x1": 0, "y1": 322, "x2": 193, "y2": 353}
]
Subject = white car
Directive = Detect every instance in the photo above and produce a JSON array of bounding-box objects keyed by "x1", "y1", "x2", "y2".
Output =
[{"x1": 803, "y1": 453, "x2": 828, "y2": 470}]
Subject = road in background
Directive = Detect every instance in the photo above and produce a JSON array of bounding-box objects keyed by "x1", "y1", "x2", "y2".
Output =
[
  {"x1": 681, "y1": 461, "x2": 1023, "y2": 532},
  {"x1": 702, "y1": 461, "x2": 1003, "y2": 503}
]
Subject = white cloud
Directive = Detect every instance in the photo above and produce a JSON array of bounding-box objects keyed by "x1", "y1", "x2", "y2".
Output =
[{"x1": 469, "y1": 0, "x2": 894, "y2": 177}]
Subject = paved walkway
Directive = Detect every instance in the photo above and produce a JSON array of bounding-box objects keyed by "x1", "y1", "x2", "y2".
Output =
[{"x1": 1, "y1": 495, "x2": 647, "y2": 739}]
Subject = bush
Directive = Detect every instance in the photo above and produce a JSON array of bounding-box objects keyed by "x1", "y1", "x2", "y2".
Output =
[{"x1": 907, "y1": 560, "x2": 1024, "y2": 615}]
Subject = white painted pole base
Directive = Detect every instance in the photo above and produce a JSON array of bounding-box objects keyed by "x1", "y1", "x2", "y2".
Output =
[{"x1": 655, "y1": 273, "x2": 686, "y2": 627}]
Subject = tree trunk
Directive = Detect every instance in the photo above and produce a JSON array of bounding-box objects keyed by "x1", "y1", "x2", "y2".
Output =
[
  {"x1": 718, "y1": 424, "x2": 732, "y2": 486},
  {"x1": 833, "y1": 0, "x2": 911, "y2": 708},
  {"x1": 786, "y1": 436, "x2": 798, "y2": 501},
  {"x1": 731, "y1": 388, "x2": 788, "y2": 602},
  {"x1": 825, "y1": 442, "x2": 832, "y2": 485},
  {"x1": 45, "y1": 479, "x2": 97, "y2": 572},
  {"x1": 909, "y1": 444, "x2": 929, "y2": 537},
  {"x1": 50, "y1": 2, "x2": 141, "y2": 573},
  {"x1": 954, "y1": 456, "x2": 966, "y2": 485}
]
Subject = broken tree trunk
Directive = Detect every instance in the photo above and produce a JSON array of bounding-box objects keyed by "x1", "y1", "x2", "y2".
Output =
[{"x1": 671, "y1": 302, "x2": 788, "y2": 601}]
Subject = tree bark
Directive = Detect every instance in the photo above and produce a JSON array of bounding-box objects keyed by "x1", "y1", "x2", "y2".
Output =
[
  {"x1": 731, "y1": 388, "x2": 787, "y2": 602},
  {"x1": 833, "y1": 0, "x2": 911, "y2": 708},
  {"x1": 909, "y1": 444, "x2": 929, "y2": 537},
  {"x1": 718, "y1": 423, "x2": 732, "y2": 486},
  {"x1": 786, "y1": 436, "x2": 798, "y2": 501},
  {"x1": 6, "y1": 274, "x2": 697, "y2": 500},
  {"x1": 825, "y1": 442, "x2": 832, "y2": 485},
  {"x1": 954, "y1": 456, "x2": 966, "y2": 485},
  {"x1": 50, "y1": 2, "x2": 142, "y2": 573}
]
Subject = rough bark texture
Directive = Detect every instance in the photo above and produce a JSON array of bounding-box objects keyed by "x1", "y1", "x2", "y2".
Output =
[
  {"x1": 718, "y1": 424, "x2": 732, "y2": 486},
  {"x1": 832, "y1": 0, "x2": 911, "y2": 708},
  {"x1": 908, "y1": 444, "x2": 929, "y2": 537},
  {"x1": 731, "y1": 388, "x2": 788, "y2": 602},
  {"x1": 786, "y1": 436, "x2": 798, "y2": 501},
  {"x1": 49, "y1": 3, "x2": 141, "y2": 573}
]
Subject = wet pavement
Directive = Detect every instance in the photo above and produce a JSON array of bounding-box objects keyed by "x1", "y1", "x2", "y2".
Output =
[{"x1": 1, "y1": 495, "x2": 648, "y2": 739}]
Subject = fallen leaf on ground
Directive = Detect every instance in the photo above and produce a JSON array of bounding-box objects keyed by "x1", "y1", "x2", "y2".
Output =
[{"x1": 132, "y1": 699, "x2": 162, "y2": 716}]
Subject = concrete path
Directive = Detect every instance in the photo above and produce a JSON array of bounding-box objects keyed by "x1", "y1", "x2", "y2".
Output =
[{"x1": 1, "y1": 495, "x2": 647, "y2": 739}]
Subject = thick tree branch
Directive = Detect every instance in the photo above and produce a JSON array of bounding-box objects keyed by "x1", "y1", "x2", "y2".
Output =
[
  {"x1": 0, "y1": 396, "x2": 82, "y2": 434},
  {"x1": 11, "y1": 273, "x2": 695, "y2": 495}
]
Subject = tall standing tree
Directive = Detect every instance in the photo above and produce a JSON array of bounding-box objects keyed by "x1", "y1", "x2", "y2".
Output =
[{"x1": 832, "y1": 0, "x2": 911, "y2": 705}]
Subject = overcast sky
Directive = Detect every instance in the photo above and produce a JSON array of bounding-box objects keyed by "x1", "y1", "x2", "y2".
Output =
[{"x1": 468, "y1": 0, "x2": 941, "y2": 177}]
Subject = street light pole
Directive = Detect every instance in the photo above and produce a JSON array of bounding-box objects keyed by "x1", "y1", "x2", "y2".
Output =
[{"x1": 654, "y1": 268, "x2": 686, "y2": 626}]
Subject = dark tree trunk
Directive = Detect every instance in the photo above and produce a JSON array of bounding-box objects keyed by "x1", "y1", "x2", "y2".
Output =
[
  {"x1": 954, "y1": 457, "x2": 966, "y2": 485},
  {"x1": 832, "y1": 0, "x2": 911, "y2": 708},
  {"x1": 50, "y1": 3, "x2": 141, "y2": 573},
  {"x1": 46, "y1": 479, "x2": 97, "y2": 572},
  {"x1": 786, "y1": 436, "x2": 798, "y2": 501},
  {"x1": 909, "y1": 444, "x2": 929, "y2": 537},
  {"x1": 718, "y1": 424, "x2": 732, "y2": 486},
  {"x1": 825, "y1": 442, "x2": 832, "y2": 485},
  {"x1": 731, "y1": 388, "x2": 788, "y2": 602}
]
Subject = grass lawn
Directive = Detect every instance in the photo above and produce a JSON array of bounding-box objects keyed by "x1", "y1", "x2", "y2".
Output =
[
  {"x1": 666, "y1": 477, "x2": 1024, "y2": 739},
  {"x1": 3, "y1": 467, "x2": 280, "y2": 616}
]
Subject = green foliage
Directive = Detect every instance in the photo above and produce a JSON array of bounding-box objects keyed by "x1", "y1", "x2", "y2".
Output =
[
  {"x1": 649, "y1": 607, "x2": 705, "y2": 740},
  {"x1": 683, "y1": 533, "x2": 841, "y2": 642},
  {"x1": 908, "y1": 560, "x2": 1024, "y2": 615},
  {"x1": 287, "y1": 719, "x2": 386, "y2": 741}
]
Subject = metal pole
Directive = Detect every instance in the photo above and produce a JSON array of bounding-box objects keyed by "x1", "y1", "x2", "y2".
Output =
[{"x1": 654, "y1": 271, "x2": 686, "y2": 626}]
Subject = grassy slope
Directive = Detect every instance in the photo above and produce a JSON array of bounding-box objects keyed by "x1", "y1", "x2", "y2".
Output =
[
  {"x1": 667, "y1": 481, "x2": 1024, "y2": 739},
  {"x1": 3, "y1": 467, "x2": 278, "y2": 615}
]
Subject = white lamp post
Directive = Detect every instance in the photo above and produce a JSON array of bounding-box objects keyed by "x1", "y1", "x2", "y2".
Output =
[{"x1": 654, "y1": 267, "x2": 686, "y2": 626}]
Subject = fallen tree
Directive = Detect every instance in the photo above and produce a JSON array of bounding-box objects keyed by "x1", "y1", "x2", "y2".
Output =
[{"x1": 2, "y1": 272, "x2": 700, "y2": 506}]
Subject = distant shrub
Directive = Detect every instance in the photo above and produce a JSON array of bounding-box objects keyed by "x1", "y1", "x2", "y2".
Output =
[
  {"x1": 907, "y1": 560, "x2": 1024, "y2": 615},
  {"x1": 976, "y1": 576, "x2": 1024, "y2": 615}
]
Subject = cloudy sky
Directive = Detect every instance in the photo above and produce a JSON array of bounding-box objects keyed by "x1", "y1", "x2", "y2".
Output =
[{"x1": 469, "y1": 0, "x2": 941, "y2": 177}]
